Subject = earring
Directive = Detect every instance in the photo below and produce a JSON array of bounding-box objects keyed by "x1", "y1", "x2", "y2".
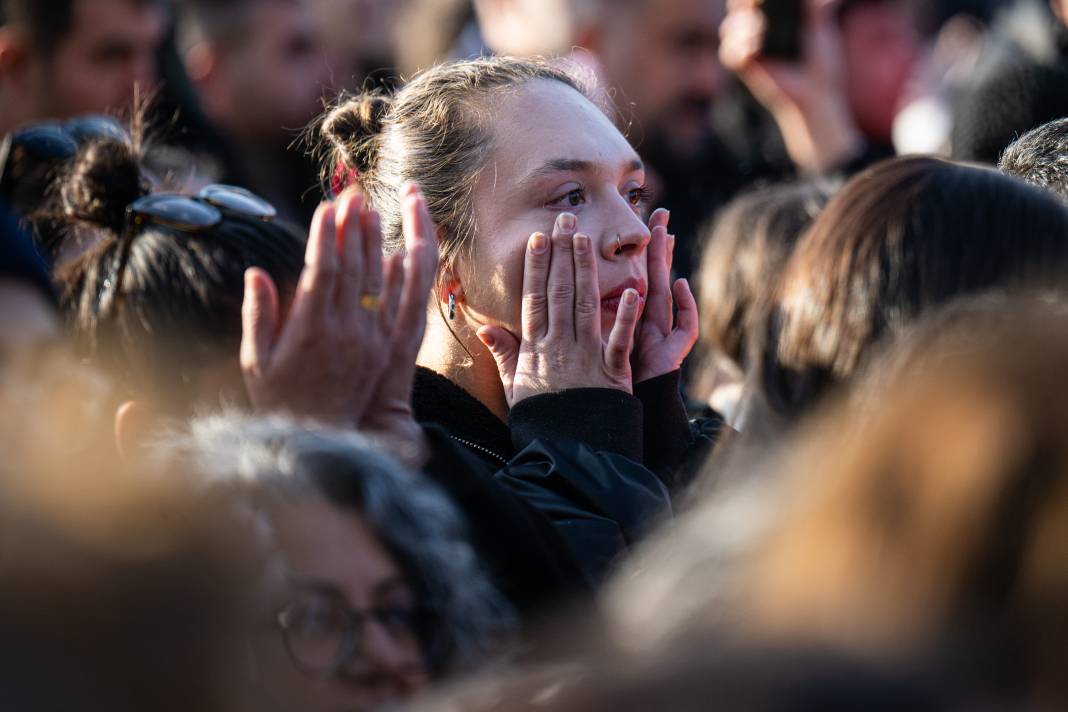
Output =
[{"x1": 448, "y1": 293, "x2": 457, "y2": 320}]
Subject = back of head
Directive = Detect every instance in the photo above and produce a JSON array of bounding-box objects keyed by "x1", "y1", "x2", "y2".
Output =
[
  {"x1": 52, "y1": 134, "x2": 305, "y2": 412},
  {"x1": 761, "y1": 156, "x2": 1068, "y2": 421},
  {"x1": 695, "y1": 181, "x2": 835, "y2": 383},
  {"x1": 736, "y1": 297, "x2": 1068, "y2": 707},
  {"x1": 999, "y1": 117, "x2": 1068, "y2": 202}
]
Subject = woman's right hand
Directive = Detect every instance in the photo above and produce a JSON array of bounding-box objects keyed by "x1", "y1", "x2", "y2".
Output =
[{"x1": 476, "y1": 213, "x2": 643, "y2": 408}]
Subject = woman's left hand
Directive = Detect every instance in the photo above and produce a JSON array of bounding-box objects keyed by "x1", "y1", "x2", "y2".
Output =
[{"x1": 633, "y1": 209, "x2": 699, "y2": 383}]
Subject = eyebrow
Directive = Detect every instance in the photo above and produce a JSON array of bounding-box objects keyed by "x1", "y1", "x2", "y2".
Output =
[{"x1": 519, "y1": 157, "x2": 644, "y2": 189}]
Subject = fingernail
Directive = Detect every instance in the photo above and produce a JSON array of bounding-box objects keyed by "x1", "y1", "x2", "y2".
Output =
[
  {"x1": 623, "y1": 288, "x2": 638, "y2": 307},
  {"x1": 479, "y1": 331, "x2": 495, "y2": 348},
  {"x1": 668, "y1": 234, "x2": 676, "y2": 249},
  {"x1": 559, "y1": 213, "x2": 577, "y2": 232},
  {"x1": 531, "y1": 233, "x2": 548, "y2": 253},
  {"x1": 574, "y1": 233, "x2": 590, "y2": 254}
]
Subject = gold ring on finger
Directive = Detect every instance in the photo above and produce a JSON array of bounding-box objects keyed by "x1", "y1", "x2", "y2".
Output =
[{"x1": 359, "y1": 294, "x2": 382, "y2": 312}]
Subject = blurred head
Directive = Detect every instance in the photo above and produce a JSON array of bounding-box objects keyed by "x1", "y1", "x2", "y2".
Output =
[
  {"x1": 177, "y1": 0, "x2": 331, "y2": 142},
  {"x1": 838, "y1": 0, "x2": 921, "y2": 145},
  {"x1": 694, "y1": 181, "x2": 834, "y2": 410},
  {"x1": 763, "y1": 157, "x2": 1068, "y2": 421},
  {"x1": 162, "y1": 414, "x2": 510, "y2": 711},
  {"x1": 586, "y1": 0, "x2": 729, "y2": 159},
  {"x1": 999, "y1": 117, "x2": 1068, "y2": 202},
  {"x1": 317, "y1": 57, "x2": 653, "y2": 347},
  {"x1": 736, "y1": 298, "x2": 1068, "y2": 707},
  {"x1": 50, "y1": 135, "x2": 304, "y2": 424},
  {"x1": 0, "y1": 0, "x2": 165, "y2": 131},
  {"x1": 474, "y1": 0, "x2": 580, "y2": 57}
]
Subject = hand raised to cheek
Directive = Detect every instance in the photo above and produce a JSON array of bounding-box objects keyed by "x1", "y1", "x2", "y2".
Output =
[
  {"x1": 634, "y1": 208, "x2": 699, "y2": 383},
  {"x1": 476, "y1": 212, "x2": 642, "y2": 407}
]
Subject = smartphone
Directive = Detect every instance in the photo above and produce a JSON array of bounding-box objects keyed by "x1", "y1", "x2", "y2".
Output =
[{"x1": 760, "y1": 0, "x2": 803, "y2": 62}]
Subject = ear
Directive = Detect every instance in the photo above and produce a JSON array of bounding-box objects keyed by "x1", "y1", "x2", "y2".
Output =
[
  {"x1": 0, "y1": 26, "x2": 30, "y2": 82},
  {"x1": 183, "y1": 40, "x2": 218, "y2": 84},
  {"x1": 436, "y1": 262, "x2": 465, "y2": 309},
  {"x1": 114, "y1": 400, "x2": 158, "y2": 462}
]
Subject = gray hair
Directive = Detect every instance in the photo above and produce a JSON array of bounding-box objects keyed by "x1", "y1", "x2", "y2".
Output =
[{"x1": 154, "y1": 413, "x2": 513, "y2": 675}]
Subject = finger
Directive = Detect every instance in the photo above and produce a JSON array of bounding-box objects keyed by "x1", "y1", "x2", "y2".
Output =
[
  {"x1": 394, "y1": 189, "x2": 439, "y2": 347},
  {"x1": 546, "y1": 212, "x2": 577, "y2": 338},
  {"x1": 292, "y1": 201, "x2": 339, "y2": 320},
  {"x1": 668, "y1": 278, "x2": 700, "y2": 353},
  {"x1": 240, "y1": 268, "x2": 279, "y2": 376},
  {"x1": 477, "y1": 325, "x2": 520, "y2": 398},
  {"x1": 572, "y1": 233, "x2": 601, "y2": 344},
  {"x1": 381, "y1": 252, "x2": 405, "y2": 328},
  {"x1": 667, "y1": 233, "x2": 676, "y2": 274},
  {"x1": 647, "y1": 207, "x2": 670, "y2": 232},
  {"x1": 521, "y1": 231, "x2": 551, "y2": 341},
  {"x1": 361, "y1": 205, "x2": 385, "y2": 298},
  {"x1": 645, "y1": 224, "x2": 673, "y2": 333},
  {"x1": 605, "y1": 288, "x2": 641, "y2": 375},
  {"x1": 334, "y1": 190, "x2": 365, "y2": 312}
]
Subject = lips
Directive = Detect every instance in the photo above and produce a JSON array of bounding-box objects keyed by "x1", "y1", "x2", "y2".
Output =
[{"x1": 600, "y1": 277, "x2": 648, "y2": 317}]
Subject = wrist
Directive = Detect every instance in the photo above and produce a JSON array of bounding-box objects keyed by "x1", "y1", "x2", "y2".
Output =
[{"x1": 775, "y1": 97, "x2": 864, "y2": 174}]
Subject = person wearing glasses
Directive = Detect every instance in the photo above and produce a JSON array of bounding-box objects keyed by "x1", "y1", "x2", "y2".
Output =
[{"x1": 157, "y1": 413, "x2": 511, "y2": 711}]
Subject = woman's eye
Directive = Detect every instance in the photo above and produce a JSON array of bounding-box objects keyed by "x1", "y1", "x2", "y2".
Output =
[
  {"x1": 626, "y1": 185, "x2": 652, "y2": 208},
  {"x1": 548, "y1": 188, "x2": 586, "y2": 208}
]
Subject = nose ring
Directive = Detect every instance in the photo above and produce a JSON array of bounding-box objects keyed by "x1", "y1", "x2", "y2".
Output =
[{"x1": 614, "y1": 236, "x2": 623, "y2": 254}]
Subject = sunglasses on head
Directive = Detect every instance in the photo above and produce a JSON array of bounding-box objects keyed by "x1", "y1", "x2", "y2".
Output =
[
  {"x1": 0, "y1": 115, "x2": 130, "y2": 198},
  {"x1": 101, "y1": 184, "x2": 278, "y2": 314}
]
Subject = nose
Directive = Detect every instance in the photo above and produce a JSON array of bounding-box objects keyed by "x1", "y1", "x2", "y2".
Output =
[
  {"x1": 599, "y1": 197, "x2": 651, "y2": 261},
  {"x1": 347, "y1": 618, "x2": 422, "y2": 688}
]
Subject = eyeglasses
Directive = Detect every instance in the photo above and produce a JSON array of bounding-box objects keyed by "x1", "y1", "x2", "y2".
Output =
[
  {"x1": 276, "y1": 586, "x2": 436, "y2": 676},
  {"x1": 101, "y1": 184, "x2": 277, "y2": 314}
]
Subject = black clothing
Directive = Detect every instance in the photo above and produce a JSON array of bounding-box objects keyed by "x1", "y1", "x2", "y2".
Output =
[
  {"x1": 418, "y1": 424, "x2": 593, "y2": 621},
  {"x1": 412, "y1": 367, "x2": 673, "y2": 583},
  {"x1": 952, "y1": 4, "x2": 1068, "y2": 163},
  {"x1": 0, "y1": 203, "x2": 54, "y2": 303}
]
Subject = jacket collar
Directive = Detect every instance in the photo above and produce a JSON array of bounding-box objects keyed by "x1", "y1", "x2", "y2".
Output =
[{"x1": 412, "y1": 367, "x2": 514, "y2": 465}]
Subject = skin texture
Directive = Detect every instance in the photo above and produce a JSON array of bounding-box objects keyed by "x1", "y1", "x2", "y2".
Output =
[
  {"x1": 419, "y1": 79, "x2": 698, "y2": 421},
  {"x1": 261, "y1": 497, "x2": 428, "y2": 712},
  {"x1": 30, "y1": 0, "x2": 165, "y2": 120},
  {"x1": 594, "y1": 0, "x2": 728, "y2": 157},
  {"x1": 189, "y1": 0, "x2": 331, "y2": 141}
]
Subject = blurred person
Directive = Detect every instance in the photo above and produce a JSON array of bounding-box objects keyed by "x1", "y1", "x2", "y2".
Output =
[
  {"x1": 758, "y1": 156, "x2": 1068, "y2": 427},
  {"x1": 999, "y1": 116, "x2": 1068, "y2": 200},
  {"x1": 602, "y1": 296, "x2": 1068, "y2": 709},
  {"x1": 173, "y1": 0, "x2": 333, "y2": 224},
  {"x1": 50, "y1": 130, "x2": 592, "y2": 624},
  {"x1": 313, "y1": 0, "x2": 411, "y2": 86},
  {"x1": 391, "y1": 0, "x2": 479, "y2": 78},
  {"x1": 317, "y1": 56, "x2": 726, "y2": 581},
  {"x1": 692, "y1": 180, "x2": 835, "y2": 425},
  {"x1": 0, "y1": 0, "x2": 165, "y2": 134},
  {"x1": 952, "y1": 0, "x2": 1068, "y2": 163},
  {"x1": 0, "y1": 202, "x2": 57, "y2": 361},
  {"x1": 159, "y1": 413, "x2": 512, "y2": 712}
]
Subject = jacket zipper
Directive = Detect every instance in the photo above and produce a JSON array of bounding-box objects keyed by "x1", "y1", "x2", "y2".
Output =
[{"x1": 450, "y1": 436, "x2": 509, "y2": 467}]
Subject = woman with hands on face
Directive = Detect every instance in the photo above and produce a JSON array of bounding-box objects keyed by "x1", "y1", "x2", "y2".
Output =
[{"x1": 317, "y1": 57, "x2": 726, "y2": 582}]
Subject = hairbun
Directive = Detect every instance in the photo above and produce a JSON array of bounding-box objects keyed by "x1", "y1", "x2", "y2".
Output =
[
  {"x1": 320, "y1": 91, "x2": 394, "y2": 174},
  {"x1": 61, "y1": 138, "x2": 149, "y2": 234}
]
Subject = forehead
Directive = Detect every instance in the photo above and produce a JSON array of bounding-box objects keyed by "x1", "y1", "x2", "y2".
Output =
[
  {"x1": 70, "y1": 0, "x2": 165, "y2": 41},
  {"x1": 486, "y1": 79, "x2": 640, "y2": 181}
]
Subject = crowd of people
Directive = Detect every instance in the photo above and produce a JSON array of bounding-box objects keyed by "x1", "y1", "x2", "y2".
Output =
[{"x1": 3, "y1": 0, "x2": 1068, "y2": 710}]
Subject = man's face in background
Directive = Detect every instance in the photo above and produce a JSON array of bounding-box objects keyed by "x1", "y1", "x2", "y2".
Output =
[
  {"x1": 595, "y1": 0, "x2": 729, "y2": 160},
  {"x1": 33, "y1": 0, "x2": 165, "y2": 119}
]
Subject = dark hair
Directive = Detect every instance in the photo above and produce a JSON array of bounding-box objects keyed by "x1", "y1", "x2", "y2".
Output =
[
  {"x1": 999, "y1": 117, "x2": 1068, "y2": 202},
  {"x1": 52, "y1": 136, "x2": 305, "y2": 411},
  {"x1": 761, "y1": 156, "x2": 1068, "y2": 421},
  {"x1": 694, "y1": 181, "x2": 834, "y2": 388},
  {"x1": 1, "y1": 0, "x2": 160, "y2": 57}
]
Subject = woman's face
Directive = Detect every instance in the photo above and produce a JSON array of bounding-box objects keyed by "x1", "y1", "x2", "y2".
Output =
[
  {"x1": 463, "y1": 80, "x2": 653, "y2": 337},
  {"x1": 258, "y1": 497, "x2": 429, "y2": 712}
]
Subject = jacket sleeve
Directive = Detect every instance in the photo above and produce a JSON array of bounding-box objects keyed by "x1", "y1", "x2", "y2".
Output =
[
  {"x1": 497, "y1": 389, "x2": 671, "y2": 584},
  {"x1": 634, "y1": 370, "x2": 728, "y2": 492}
]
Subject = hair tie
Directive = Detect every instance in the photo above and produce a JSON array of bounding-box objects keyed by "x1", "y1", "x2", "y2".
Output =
[{"x1": 331, "y1": 163, "x2": 360, "y2": 197}]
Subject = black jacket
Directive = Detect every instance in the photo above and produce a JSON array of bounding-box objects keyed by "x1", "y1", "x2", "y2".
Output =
[{"x1": 413, "y1": 368, "x2": 725, "y2": 586}]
